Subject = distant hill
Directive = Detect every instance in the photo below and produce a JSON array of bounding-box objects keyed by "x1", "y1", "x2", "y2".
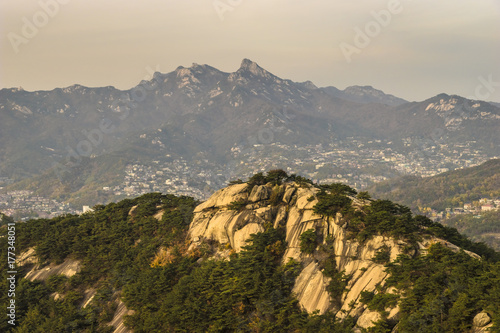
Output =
[{"x1": 368, "y1": 159, "x2": 500, "y2": 211}]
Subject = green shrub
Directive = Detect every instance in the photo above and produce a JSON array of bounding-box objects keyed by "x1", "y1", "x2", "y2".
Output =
[
  {"x1": 248, "y1": 172, "x2": 267, "y2": 186},
  {"x1": 269, "y1": 185, "x2": 285, "y2": 206},
  {"x1": 327, "y1": 270, "x2": 351, "y2": 299},
  {"x1": 372, "y1": 245, "x2": 391, "y2": 264},
  {"x1": 266, "y1": 169, "x2": 289, "y2": 185},
  {"x1": 360, "y1": 290, "x2": 375, "y2": 304},
  {"x1": 288, "y1": 174, "x2": 313, "y2": 186},
  {"x1": 300, "y1": 229, "x2": 318, "y2": 254},
  {"x1": 357, "y1": 191, "x2": 371, "y2": 200},
  {"x1": 319, "y1": 183, "x2": 357, "y2": 196},
  {"x1": 313, "y1": 193, "x2": 352, "y2": 217},
  {"x1": 227, "y1": 200, "x2": 248, "y2": 211},
  {"x1": 47, "y1": 275, "x2": 68, "y2": 293},
  {"x1": 361, "y1": 291, "x2": 399, "y2": 313}
]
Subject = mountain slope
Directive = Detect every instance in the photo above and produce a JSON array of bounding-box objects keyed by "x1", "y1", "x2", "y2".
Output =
[{"x1": 4, "y1": 171, "x2": 499, "y2": 332}]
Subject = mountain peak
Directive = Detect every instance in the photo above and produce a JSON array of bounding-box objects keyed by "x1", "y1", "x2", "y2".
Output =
[
  {"x1": 300, "y1": 80, "x2": 318, "y2": 90},
  {"x1": 240, "y1": 58, "x2": 258, "y2": 69},
  {"x1": 237, "y1": 58, "x2": 272, "y2": 78}
]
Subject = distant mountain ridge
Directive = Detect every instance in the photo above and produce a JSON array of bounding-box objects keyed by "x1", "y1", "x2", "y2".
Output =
[
  {"x1": 321, "y1": 85, "x2": 408, "y2": 106},
  {"x1": 1, "y1": 59, "x2": 499, "y2": 207}
]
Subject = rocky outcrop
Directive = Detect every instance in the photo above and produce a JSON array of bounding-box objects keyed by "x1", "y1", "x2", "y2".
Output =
[
  {"x1": 292, "y1": 261, "x2": 331, "y2": 314},
  {"x1": 248, "y1": 185, "x2": 271, "y2": 202},
  {"x1": 108, "y1": 298, "x2": 135, "y2": 333},
  {"x1": 18, "y1": 247, "x2": 81, "y2": 281},
  {"x1": 81, "y1": 289, "x2": 97, "y2": 308},
  {"x1": 472, "y1": 312, "x2": 493, "y2": 332},
  {"x1": 193, "y1": 183, "x2": 249, "y2": 212},
  {"x1": 187, "y1": 181, "x2": 480, "y2": 329},
  {"x1": 419, "y1": 237, "x2": 482, "y2": 260},
  {"x1": 188, "y1": 182, "x2": 398, "y2": 322},
  {"x1": 16, "y1": 247, "x2": 38, "y2": 266},
  {"x1": 25, "y1": 259, "x2": 81, "y2": 281},
  {"x1": 356, "y1": 309, "x2": 381, "y2": 329},
  {"x1": 17, "y1": 248, "x2": 132, "y2": 333}
]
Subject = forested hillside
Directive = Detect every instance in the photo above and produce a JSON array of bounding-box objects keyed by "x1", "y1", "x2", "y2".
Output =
[
  {"x1": 1, "y1": 171, "x2": 500, "y2": 332},
  {"x1": 442, "y1": 210, "x2": 500, "y2": 251},
  {"x1": 369, "y1": 159, "x2": 500, "y2": 250},
  {"x1": 369, "y1": 159, "x2": 500, "y2": 211}
]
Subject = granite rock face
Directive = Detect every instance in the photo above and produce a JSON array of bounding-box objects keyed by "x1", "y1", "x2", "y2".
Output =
[
  {"x1": 187, "y1": 181, "x2": 481, "y2": 329},
  {"x1": 17, "y1": 247, "x2": 81, "y2": 281}
]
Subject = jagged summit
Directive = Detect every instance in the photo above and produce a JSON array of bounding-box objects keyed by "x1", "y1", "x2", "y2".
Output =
[
  {"x1": 421, "y1": 93, "x2": 500, "y2": 129},
  {"x1": 236, "y1": 58, "x2": 274, "y2": 79}
]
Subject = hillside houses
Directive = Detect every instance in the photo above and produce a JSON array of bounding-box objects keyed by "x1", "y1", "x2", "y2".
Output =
[{"x1": 426, "y1": 197, "x2": 500, "y2": 221}]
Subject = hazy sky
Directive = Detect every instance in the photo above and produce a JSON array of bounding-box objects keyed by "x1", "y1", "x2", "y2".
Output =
[{"x1": 1, "y1": 0, "x2": 499, "y2": 102}]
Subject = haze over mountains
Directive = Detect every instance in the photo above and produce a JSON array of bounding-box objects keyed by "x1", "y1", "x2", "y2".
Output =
[{"x1": 1, "y1": 59, "x2": 499, "y2": 208}]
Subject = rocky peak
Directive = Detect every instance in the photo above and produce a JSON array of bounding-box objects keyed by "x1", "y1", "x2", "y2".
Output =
[
  {"x1": 175, "y1": 67, "x2": 193, "y2": 78},
  {"x1": 423, "y1": 94, "x2": 500, "y2": 129},
  {"x1": 2, "y1": 87, "x2": 25, "y2": 93},
  {"x1": 187, "y1": 181, "x2": 394, "y2": 321},
  {"x1": 62, "y1": 84, "x2": 90, "y2": 94},
  {"x1": 187, "y1": 180, "x2": 483, "y2": 330},
  {"x1": 234, "y1": 58, "x2": 274, "y2": 80}
]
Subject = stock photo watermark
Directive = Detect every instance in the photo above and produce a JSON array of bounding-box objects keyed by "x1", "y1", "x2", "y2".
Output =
[
  {"x1": 51, "y1": 65, "x2": 161, "y2": 182},
  {"x1": 5, "y1": 220, "x2": 17, "y2": 326},
  {"x1": 7, "y1": 0, "x2": 71, "y2": 54},
  {"x1": 213, "y1": 0, "x2": 243, "y2": 21},
  {"x1": 469, "y1": 75, "x2": 500, "y2": 101},
  {"x1": 339, "y1": 0, "x2": 410, "y2": 64}
]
